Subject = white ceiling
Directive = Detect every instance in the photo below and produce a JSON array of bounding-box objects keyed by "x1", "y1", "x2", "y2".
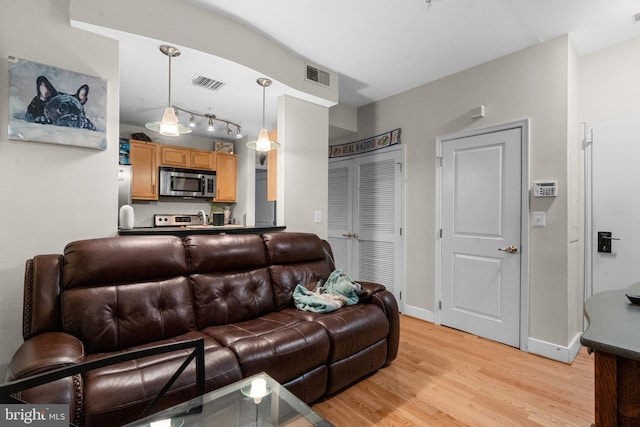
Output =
[{"x1": 109, "y1": 0, "x2": 640, "y2": 140}]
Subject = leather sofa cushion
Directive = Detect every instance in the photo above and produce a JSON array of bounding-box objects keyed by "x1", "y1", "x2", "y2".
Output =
[
  {"x1": 62, "y1": 277, "x2": 197, "y2": 353},
  {"x1": 82, "y1": 331, "x2": 241, "y2": 427},
  {"x1": 62, "y1": 236, "x2": 187, "y2": 289},
  {"x1": 203, "y1": 312, "x2": 330, "y2": 384},
  {"x1": 284, "y1": 304, "x2": 389, "y2": 362},
  {"x1": 262, "y1": 233, "x2": 333, "y2": 310},
  {"x1": 185, "y1": 234, "x2": 267, "y2": 273},
  {"x1": 186, "y1": 234, "x2": 276, "y2": 327},
  {"x1": 190, "y1": 269, "x2": 274, "y2": 327}
]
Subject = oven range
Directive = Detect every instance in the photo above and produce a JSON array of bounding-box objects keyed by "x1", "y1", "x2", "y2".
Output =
[{"x1": 154, "y1": 214, "x2": 202, "y2": 227}]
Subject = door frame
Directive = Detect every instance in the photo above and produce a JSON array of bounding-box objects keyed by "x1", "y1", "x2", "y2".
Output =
[{"x1": 435, "y1": 119, "x2": 530, "y2": 351}]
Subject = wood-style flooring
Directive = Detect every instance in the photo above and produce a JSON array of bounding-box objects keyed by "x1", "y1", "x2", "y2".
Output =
[{"x1": 312, "y1": 315, "x2": 594, "y2": 426}]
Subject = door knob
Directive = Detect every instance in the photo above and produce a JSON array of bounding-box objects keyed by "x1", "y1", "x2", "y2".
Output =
[
  {"x1": 498, "y1": 245, "x2": 518, "y2": 253},
  {"x1": 342, "y1": 233, "x2": 353, "y2": 238}
]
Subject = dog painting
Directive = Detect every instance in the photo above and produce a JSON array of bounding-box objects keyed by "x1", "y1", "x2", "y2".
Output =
[{"x1": 8, "y1": 56, "x2": 107, "y2": 150}]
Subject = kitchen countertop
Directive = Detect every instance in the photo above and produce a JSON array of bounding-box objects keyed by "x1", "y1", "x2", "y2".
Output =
[
  {"x1": 118, "y1": 225, "x2": 286, "y2": 237},
  {"x1": 581, "y1": 281, "x2": 640, "y2": 361}
]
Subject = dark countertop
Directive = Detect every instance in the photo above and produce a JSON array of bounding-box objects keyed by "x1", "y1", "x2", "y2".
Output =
[
  {"x1": 118, "y1": 225, "x2": 286, "y2": 237},
  {"x1": 581, "y1": 282, "x2": 640, "y2": 361}
]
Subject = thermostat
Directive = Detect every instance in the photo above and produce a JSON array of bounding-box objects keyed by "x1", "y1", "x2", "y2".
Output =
[{"x1": 534, "y1": 181, "x2": 558, "y2": 197}]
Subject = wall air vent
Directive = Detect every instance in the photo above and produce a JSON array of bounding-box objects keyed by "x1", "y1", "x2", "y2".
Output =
[
  {"x1": 306, "y1": 64, "x2": 330, "y2": 87},
  {"x1": 191, "y1": 75, "x2": 226, "y2": 91}
]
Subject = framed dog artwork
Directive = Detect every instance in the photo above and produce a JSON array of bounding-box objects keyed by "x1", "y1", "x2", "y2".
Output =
[{"x1": 8, "y1": 56, "x2": 107, "y2": 150}]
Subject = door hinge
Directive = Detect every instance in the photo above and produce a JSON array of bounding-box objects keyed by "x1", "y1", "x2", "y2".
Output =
[
  {"x1": 436, "y1": 156, "x2": 443, "y2": 167},
  {"x1": 399, "y1": 291, "x2": 402, "y2": 300},
  {"x1": 439, "y1": 300, "x2": 442, "y2": 310},
  {"x1": 400, "y1": 227, "x2": 403, "y2": 236},
  {"x1": 439, "y1": 228, "x2": 443, "y2": 238}
]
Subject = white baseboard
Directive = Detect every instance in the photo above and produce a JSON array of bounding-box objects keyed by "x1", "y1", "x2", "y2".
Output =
[
  {"x1": 402, "y1": 305, "x2": 435, "y2": 323},
  {"x1": 527, "y1": 332, "x2": 583, "y2": 364}
]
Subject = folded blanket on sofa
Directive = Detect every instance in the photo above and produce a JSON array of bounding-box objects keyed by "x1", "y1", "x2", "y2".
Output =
[{"x1": 294, "y1": 269, "x2": 363, "y2": 313}]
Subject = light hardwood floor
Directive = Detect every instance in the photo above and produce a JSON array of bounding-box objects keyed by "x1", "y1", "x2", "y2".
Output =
[{"x1": 312, "y1": 315, "x2": 594, "y2": 426}]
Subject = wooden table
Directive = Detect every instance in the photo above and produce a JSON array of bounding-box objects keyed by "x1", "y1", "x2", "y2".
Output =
[{"x1": 582, "y1": 282, "x2": 640, "y2": 426}]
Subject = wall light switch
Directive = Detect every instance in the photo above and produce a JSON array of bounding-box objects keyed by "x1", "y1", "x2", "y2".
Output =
[
  {"x1": 314, "y1": 210, "x2": 322, "y2": 224},
  {"x1": 533, "y1": 211, "x2": 545, "y2": 227}
]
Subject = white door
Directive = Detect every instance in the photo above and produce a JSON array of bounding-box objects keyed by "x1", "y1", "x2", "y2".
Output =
[
  {"x1": 440, "y1": 127, "x2": 522, "y2": 348},
  {"x1": 589, "y1": 115, "x2": 640, "y2": 295},
  {"x1": 328, "y1": 158, "x2": 354, "y2": 273},
  {"x1": 328, "y1": 148, "x2": 404, "y2": 306}
]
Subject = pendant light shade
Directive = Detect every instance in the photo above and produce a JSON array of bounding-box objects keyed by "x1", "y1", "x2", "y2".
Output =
[
  {"x1": 145, "y1": 45, "x2": 191, "y2": 137},
  {"x1": 247, "y1": 78, "x2": 280, "y2": 152}
]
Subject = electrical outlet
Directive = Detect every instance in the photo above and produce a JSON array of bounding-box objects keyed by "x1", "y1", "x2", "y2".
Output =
[{"x1": 314, "y1": 210, "x2": 322, "y2": 224}]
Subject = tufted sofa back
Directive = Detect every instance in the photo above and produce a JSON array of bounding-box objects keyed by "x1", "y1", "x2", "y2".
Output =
[
  {"x1": 262, "y1": 232, "x2": 334, "y2": 311},
  {"x1": 185, "y1": 234, "x2": 273, "y2": 328},
  {"x1": 22, "y1": 232, "x2": 336, "y2": 355},
  {"x1": 61, "y1": 236, "x2": 195, "y2": 353}
]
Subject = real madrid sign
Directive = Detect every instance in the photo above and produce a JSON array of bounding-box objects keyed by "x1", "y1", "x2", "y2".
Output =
[{"x1": 329, "y1": 128, "x2": 401, "y2": 158}]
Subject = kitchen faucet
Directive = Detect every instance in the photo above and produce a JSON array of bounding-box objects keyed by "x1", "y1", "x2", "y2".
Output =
[{"x1": 197, "y1": 210, "x2": 207, "y2": 225}]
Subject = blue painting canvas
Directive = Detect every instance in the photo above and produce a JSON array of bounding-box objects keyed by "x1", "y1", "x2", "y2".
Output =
[{"x1": 8, "y1": 56, "x2": 107, "y2": 150}]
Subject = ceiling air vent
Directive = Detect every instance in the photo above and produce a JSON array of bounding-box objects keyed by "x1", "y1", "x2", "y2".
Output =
[
  {"x1": 306, "y1": 64, "x2": 330, "y2": 87},
  {"x1": 191, "y1": 74, "x2": 226, "y2": 91}
]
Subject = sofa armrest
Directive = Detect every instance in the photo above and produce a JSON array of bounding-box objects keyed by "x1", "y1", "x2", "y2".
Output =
[
  {"x1": 8, "y1": 332, "x2": 85, "y2": 380},
  {"x1": 357, "y1": 281, "x2": 400, "y2": 364}
]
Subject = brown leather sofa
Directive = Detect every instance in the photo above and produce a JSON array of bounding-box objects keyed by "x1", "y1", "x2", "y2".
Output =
[{"x1": 6, "y1": 232, "x2": 399, "y2": 426}]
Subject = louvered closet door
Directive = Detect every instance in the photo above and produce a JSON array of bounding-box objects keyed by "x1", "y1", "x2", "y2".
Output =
[{"x1": 328, "y1": 148, "x2": 403, "y2": 305}]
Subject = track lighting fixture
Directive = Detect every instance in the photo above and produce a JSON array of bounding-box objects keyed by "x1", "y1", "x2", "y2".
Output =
[{"x1": 145, "y1": 45, "x2": 243, "y2": 139}]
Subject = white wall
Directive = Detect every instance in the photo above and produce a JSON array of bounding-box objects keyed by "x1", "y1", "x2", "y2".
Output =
[
  {"x1": 332, "y1": 35, "x2": 577, "y2": 355},
  {"x1": 579, "y1": 37, "x2": 640, "y2": 123},
  {"x1": 0, "y1": 0, "x2": 120, "y2": 370},
  {"x1": 69, "y1": 0, "x2": 338, "y2": 108},
  {"x1": 277, "y1": 95, "x2": 329, "y2": 238}
]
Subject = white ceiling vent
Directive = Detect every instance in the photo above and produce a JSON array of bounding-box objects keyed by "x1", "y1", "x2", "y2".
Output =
[
  {"x1": 306, "y1": 64, "x2": 330, "y2": 87},
  {"x1": 191, "y1": 74, "x2": 226, "y2": 91}
]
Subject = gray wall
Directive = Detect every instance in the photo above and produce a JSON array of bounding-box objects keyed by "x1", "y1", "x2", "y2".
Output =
[
  {"x1": 331, "y1": 33, "x2": 640, "y2": 360},
  {"x1": 331, "y1": 35, "x2": 578, "y2": 359}
]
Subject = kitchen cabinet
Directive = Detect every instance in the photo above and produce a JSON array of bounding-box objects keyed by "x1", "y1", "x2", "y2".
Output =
[
  {"x1": 214, "y1": 152, "x2": 237, "y2": 202},
  {"x1": 160, "y1": 145, "x2": 215, "y2": 170},
  {"x1": 129, "y1": 140, "x2": 158, "y2": 200},
  {"x1": 191, "y1": 149, "x2": 216, "y2": 170}
]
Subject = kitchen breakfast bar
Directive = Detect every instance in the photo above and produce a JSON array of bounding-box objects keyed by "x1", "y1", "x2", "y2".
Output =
[
  {"x1": 118, "y1": 225, "x2": 286, "y2": 237},
  {"x1": 581, "y1": 282, "x2": 640, "y2": 427}
]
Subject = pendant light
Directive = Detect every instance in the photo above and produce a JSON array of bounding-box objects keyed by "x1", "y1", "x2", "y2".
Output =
[
  {"x1": 145, "y1": 45, "x2": 191, "y2": 137},
  {"x1": 247, "y1": 78, "x2": 279, "y2": 152}
]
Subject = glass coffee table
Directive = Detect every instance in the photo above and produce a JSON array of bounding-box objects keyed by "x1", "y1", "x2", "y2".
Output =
[{"x1": 125, "y1": 372, "x2": 333, "y2": 427}]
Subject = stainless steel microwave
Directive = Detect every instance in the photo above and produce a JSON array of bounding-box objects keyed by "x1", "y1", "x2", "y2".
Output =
[{"x1": 159, "y1": 167, "x2": 216, "y2": 198}]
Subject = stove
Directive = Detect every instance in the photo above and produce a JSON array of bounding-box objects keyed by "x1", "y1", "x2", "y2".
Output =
[{"x1": 154, "y1": 214, "x2": 203, "y2": 227}]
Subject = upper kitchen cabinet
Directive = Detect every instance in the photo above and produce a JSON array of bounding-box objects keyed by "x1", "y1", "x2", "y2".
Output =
[
  {"x1": 160, "y1": 145, "x2": 215, "y2": 170},
  {"x1": 214, "y1": 152, "x2": 237, "y2": 202},
  {"x1": 191, "y1": 149, "x2": 216, "y2": 170},
  {"x1": 130, "y1": 140, "x2": 158, "y2": 200}
]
